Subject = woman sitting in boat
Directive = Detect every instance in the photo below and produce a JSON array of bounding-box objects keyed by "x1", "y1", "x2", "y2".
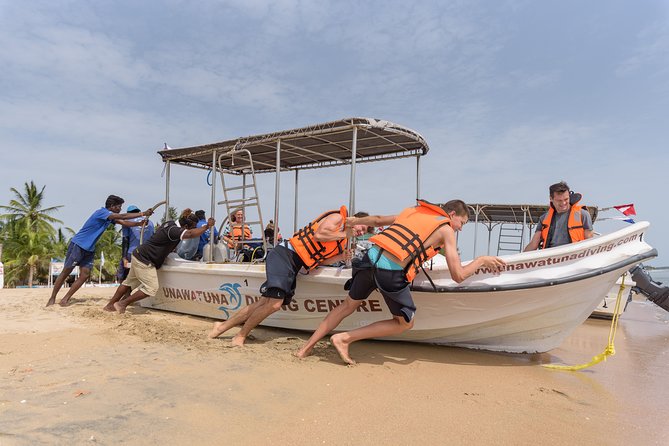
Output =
[
  {"x1": 208, "y1": 206, "x2": 384, "y2": 346},
  {"x1": 296, "y1": 199, "x2": 506, "y2": 364},
  {"x1": 221, "y1": 208, "x2": 253, "y2": 254},
  {"x1": 524, "y1": 181, "x2": 593, "y2": 251}
]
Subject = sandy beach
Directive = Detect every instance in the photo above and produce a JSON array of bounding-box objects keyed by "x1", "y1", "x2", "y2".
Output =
[{"x1": 1, "y1": 287, "x2": 668, "y2": 446}]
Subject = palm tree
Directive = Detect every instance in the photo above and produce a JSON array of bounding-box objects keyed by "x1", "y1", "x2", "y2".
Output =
[
  {"x1": 94, "y1": 226, "x2": 123, "y2": 282},
  {"x1": 0, "y1": 181, "x2": 63, "y2": 232},
  {"x1": 2, "y1": 221, "x2": 52, "y2": 286},
  {"x1": 51, "y1": 227, "x2": 75, "y2": 260},
  {"x1": 0, "y1": 181, "x2": 64, "y2": 287}
]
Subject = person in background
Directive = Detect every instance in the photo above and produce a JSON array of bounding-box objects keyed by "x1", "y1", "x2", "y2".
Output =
[
  {"x1": 46, "y1": 195, "x2": 152, "y2": 307},
  {"x1": 524, "y1": 181, "x2": 593, "y2": 251},
  {"x1": 176, "y1": 208, "x2": 199, "y2": 260},
  {"x1": 222, "y1": 208, "x2": 253, "y2": 255},
  {"x1": 195, "y1": 209, "x2": 219, "y2": 260},
  {"x1": 264, "y1": 220, "x2": 282, "y2": 246},
  {"x1": 117, "y1": 204, "x2": 155, "y2": 282}
]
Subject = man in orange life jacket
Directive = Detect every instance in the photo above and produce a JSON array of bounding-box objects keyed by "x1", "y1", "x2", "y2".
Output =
[
  {"x1": 295, "y1": 199, "x2": 506, "y2": 364},
  {"x1": 208, "y1": 206, "x2": 379, "y2": 346},
  {"x1": 524, "y1": 181, "x2": 593, "y2": 251}
]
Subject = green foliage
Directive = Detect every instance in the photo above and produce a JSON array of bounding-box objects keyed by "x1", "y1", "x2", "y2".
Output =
[
  {"x1": 0, "y1": 181, "x2": 63, "y2": 233},
  {"x1": 0, "y1": 181, "x2": 67, "y2": 287},
  {"x1": 160, "y1": 206, "x2": 179, "y2": 224},
  {"x1": 91, "y1": 225, "x2": 122, "y2": 282},
  {"x1": 2, "y1": 222, "x2": 52, "y2": 287}
]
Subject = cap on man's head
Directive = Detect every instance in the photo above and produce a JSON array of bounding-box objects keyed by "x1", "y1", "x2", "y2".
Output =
[{"x1": 127, "y1": 205, "x2": 140, "y2": 213}]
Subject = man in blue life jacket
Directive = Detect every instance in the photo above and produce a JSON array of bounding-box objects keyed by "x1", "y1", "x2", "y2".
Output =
[{"x1": 46, "y1": 195, "x2": 152, "y2": 307}]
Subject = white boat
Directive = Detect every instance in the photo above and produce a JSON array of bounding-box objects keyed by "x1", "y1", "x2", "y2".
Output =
[
  {"x1": 140, "y1": 118, "x2": 657, "y2": 353},
  {"x1": 590, "y1": 272, "x2": 635, "y2": 319},
  {"x1": 462, "y1": 203, "x2": 637, "y2": 320}
]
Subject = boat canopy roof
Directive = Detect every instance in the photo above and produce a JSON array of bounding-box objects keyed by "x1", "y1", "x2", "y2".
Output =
[
  {"x1": 158, "y1": 117, "x2": 429, "y2": 174},
  {"x1": 467, "y1": 203, "x2": 599, "y2": 225}
]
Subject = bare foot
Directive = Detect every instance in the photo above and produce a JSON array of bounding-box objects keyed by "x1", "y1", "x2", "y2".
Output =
[
  {"x1": 330, "y1": 334, "x2": 356, "y2": 365},
  {"x1": 208, "y1": 322, "x2": 225, "y2": 339},
  {"x1": 294, "y1": 345, "x2": 313, "y2": 359},
  {"x1": 45, "y1": 298, "x2": 56, "y2": 307},
  {"x1": 231, "y1": 335, "x2": 246, "y2": 347},
  {"x1": 114, "y1": 302, "x2": 127, "y2": 314},
  {"x1": 103, "y1": 304, "x2": 115, "y2": 312},
  {"x1": 58, "y1": 298, "x2": 72, "y2": 307}
]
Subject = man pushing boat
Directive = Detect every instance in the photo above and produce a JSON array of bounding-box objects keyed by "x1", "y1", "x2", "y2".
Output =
[
  {"x1": 104, "y1": 211, "x2": 215, "y2": 313},
  {"x1": 208, "y1": 206, "x2": 380, "y2": 346},
  {"x1": 295, "y1": 199, "x2": 506, "y2": 364}
]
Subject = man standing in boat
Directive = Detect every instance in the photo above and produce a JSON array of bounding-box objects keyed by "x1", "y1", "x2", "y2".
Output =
[
  {"x1": 295, "y1": 199, "x2": 506, "y2": 364},
  {"x1": 524, "y1": 181, "x2": 593, "y2": 251},
  {"x1": 208, "y1": 206, "x2": 376, "y2": 346},
  {"x1": 104, "y1": 212, "x2": 215, "y2": 313}
]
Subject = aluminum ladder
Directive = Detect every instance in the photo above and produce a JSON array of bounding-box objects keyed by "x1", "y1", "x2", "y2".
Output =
[{"x1": 216, "y1": 148, "x2": 268, "y2": 262}]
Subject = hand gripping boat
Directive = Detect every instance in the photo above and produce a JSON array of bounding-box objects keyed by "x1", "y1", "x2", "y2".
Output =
[{"x1": 141, "y1": 118, "x2": 657, "y2": 353}]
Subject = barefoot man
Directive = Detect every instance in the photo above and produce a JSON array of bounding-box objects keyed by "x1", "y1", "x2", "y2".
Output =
[
  {"x1": 295, "y1": 199, "x2": 506, "y2": 364},
  {"x1": 103, "y1": 212, "x2": 214, "y2": 313},
  {"x1": 208, "y1": 206, "x2": 379, "y2": 346},
  {"x1": 46, "y1": 195, "x2": 152, "y2": 307}
]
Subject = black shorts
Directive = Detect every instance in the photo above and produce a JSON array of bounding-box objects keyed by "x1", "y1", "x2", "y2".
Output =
[
  {"x1": 347, "y1": 254, "x2": 416, "y2": 323},
  {"x1": 260, "y1": 244, "x2": 305, "y2": 306}
]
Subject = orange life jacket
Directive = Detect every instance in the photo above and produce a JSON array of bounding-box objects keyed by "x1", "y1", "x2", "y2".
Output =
[
  {"x1": 290, "y1": 206, "x2": 348, "y2": 270},
  {"x1": 539, "y1": 201, "x2": 587, "y2": 249},
  {"x1": 227, "y1": 224, "x2": 252, "y2": 249},
  {"x1": 370, "y1": 200, "x2": 451, "y2": 282}
]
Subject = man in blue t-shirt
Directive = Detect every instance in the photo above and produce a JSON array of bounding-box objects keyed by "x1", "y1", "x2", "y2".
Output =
[{"x1": 46, "y1": 195, "x2": 152, "y2": 307}]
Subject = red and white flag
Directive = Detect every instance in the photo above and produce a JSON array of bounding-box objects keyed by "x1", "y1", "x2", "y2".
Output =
[{"x1": 613, "y1": 204, "x2": 636, "y2": 216}]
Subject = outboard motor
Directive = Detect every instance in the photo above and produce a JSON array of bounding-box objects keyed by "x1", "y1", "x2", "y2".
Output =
[{"x1": 630, "y1": 265, "x2": 669, "y2": 312}]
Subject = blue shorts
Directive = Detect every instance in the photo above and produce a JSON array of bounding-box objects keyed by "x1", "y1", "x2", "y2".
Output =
[
  {"x1": 64, "y1": 241, "x2": 95, "y2": 270},
  {"x1": 346, "y1": 253, "x2": 416, "y2": 323},
  {"x1": 259, "y1": 244, "x2": 306, "y2": 305}
]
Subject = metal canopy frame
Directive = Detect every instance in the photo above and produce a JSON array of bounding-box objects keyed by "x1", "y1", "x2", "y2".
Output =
[
  {"x1": 158, "y1": 118, "x2": 429, "y2": 174},
  {"x1": 159, "y1": 118, "x2": 429, "y2": 262}
]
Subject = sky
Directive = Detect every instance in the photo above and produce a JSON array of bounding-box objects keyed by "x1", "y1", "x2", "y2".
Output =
[{"x1": 1, "y1": 0, "x2": 668, "y2": 264}]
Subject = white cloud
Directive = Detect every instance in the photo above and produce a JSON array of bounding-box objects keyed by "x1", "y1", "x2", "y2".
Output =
[{"x1": 616, "y1": 21, "x2": 669, "y2": 83}]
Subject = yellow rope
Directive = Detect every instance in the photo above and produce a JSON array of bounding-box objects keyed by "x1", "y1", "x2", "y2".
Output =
[{"x1": 543, "y1": 274, "x2": 626, "y2": 371}]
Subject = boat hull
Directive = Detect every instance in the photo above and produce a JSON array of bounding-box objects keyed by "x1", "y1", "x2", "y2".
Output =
[{"x1": 141, "y1": 222, "x2": 656, "y2": 353}]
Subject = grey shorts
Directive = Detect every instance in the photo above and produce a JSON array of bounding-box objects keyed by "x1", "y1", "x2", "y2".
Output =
[
  {"x1": 260, "y1": 244, "x2": 306, "y2": 305},
  {"x1": 347, "y1": 254, "x2": 416, "y2": 323}
]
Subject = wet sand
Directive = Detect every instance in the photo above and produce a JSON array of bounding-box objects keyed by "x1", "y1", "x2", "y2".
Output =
[{"x1": 1, "y1": 288, "x2": 668, "y2": 445}]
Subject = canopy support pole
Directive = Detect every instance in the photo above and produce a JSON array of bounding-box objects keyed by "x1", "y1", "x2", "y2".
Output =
[
  {"x1": 348, "y1": 126, "x2": 358, "y2": 214},
  {"x1": 208, "y1": 151, "x2": 217, "y2": 261},
  {"x1": 273, "y1": 140, "x2": 281, "y2": 246},
  {"x1": 164, "y1": 161, "x2": 171, "y2": 223},
  {"x1": 293, "y1": 170, "x2": 299, "y2": 234},
  {"x1": 416, "y1": 155, "x2": 421, "y2": 199}
]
